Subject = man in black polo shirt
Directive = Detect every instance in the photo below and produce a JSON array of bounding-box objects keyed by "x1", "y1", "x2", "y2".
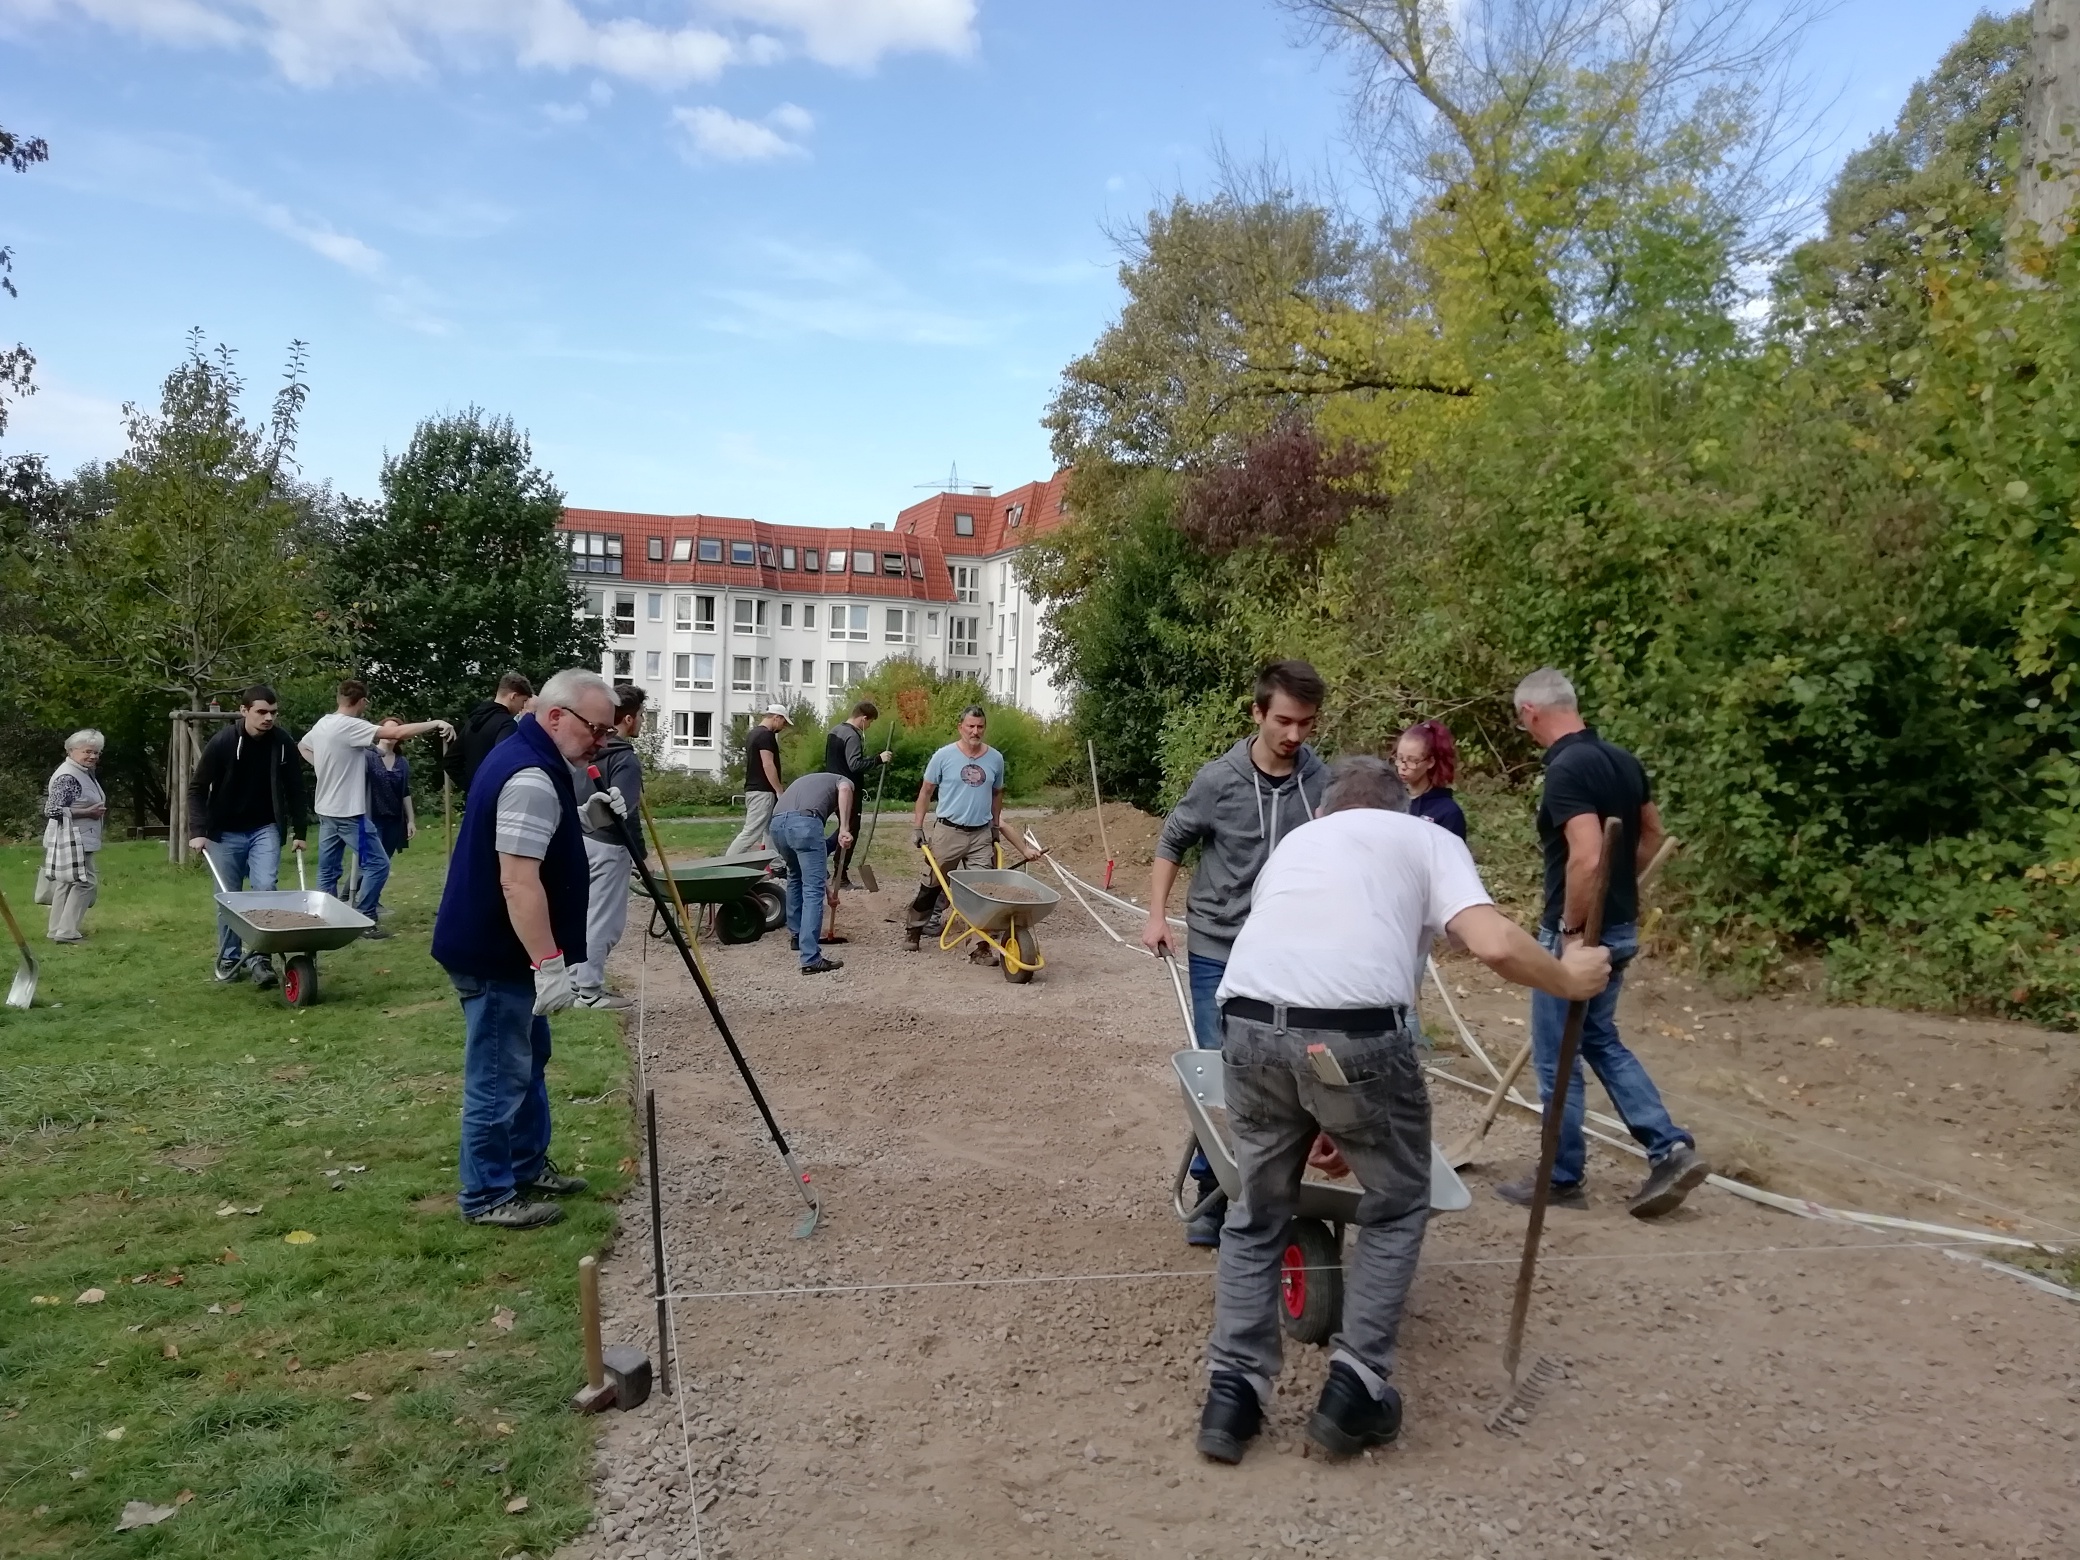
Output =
[{"x1": 1501, "y1": 667, "x2": 1708, "y2": 1219}]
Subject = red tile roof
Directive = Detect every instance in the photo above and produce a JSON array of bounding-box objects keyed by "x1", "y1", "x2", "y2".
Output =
[{"x1": 560, "y1": 469, "x2": 1073, "y2": 600}]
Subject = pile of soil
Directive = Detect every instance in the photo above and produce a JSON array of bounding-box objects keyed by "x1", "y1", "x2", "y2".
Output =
[
  {"x1": 1026, "y1": 804, "x2": 1174, "y2": 903},
  {"x1": 241, "y1": 908, "x2": 327, "y2": 930},
  {"x1": 973, "y1": 882, "x2": 1049, "y2": 904}
]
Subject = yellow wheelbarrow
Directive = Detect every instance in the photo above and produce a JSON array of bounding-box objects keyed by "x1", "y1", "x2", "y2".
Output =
[{"x1": 918, "y1": 840, "x2": 1061, "y2": 984}]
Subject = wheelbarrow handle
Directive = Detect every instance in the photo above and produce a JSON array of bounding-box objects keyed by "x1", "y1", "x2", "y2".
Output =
[{"x1": 197, "y1": 842, "x2": 232, "y2": 895}]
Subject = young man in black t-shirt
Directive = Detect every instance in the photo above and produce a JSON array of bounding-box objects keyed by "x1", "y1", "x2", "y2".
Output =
[
  {"x1": 1503, "y1": 667, "x2": 1708, "y2": 1219},
  {"x1": 728, "y1": 705, "x2": 790, "y2": 856}
]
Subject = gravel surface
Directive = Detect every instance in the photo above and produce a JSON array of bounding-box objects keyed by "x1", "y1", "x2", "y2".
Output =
[{"x1": 556, "y1": 854, "x2": 2080, "y2": 1560}]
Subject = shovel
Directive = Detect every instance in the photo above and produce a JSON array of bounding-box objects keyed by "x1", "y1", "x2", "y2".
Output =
[
  {"x1": 854, "y1": 717, "x2": 897, "y2": 894},
  {"x1": 0, "y1": 880, "x2": 38, "y2": 1009}
]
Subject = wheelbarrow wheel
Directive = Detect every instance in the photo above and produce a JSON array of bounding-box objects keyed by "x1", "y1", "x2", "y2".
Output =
[
  {"x1": 1001, "y1": 923, "x2": 1038, "y2": 984},
  {"x1": 1279, "y1": 1217, "x2": 1342, "y2": 1346},
  {"x1": 715, "y1": 899, "x2": 764, "y2": 945},
  {"x1": 749, "y1": 881, "x2": 786, "y2": 933},
  {"x1": 281, "y1": 954, "x2": 318, "y2": 1009}
]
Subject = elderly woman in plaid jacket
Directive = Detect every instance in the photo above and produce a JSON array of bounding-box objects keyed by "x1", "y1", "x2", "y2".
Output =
[{"x1": 42, "y1": 729, "x2": 109, "y2": 943}]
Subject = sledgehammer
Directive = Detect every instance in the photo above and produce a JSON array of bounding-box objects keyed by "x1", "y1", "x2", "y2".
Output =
[{"x1": 571, "y1": 1255, "x2": 652, "y2": 1414}]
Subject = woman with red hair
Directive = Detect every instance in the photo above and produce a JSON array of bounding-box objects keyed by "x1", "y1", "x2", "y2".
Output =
[{"x1": 1395, "y1": 720, "x2": 1468, "y2": 839}]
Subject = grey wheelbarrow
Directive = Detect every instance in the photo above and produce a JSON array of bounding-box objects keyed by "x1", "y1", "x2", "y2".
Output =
[
  {"x1": 201, "y1": 845, "x2": 371, "y2": 1008},
  {"x1": 920, "y1": 842, "x2": 1061, "y2": 984},
  {"x1": 1172, "y1": 1047, "x2": 1473, "y2": 1345}
]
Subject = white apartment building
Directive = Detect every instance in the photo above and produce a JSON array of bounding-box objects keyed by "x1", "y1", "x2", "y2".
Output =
[{"x1": 559, "y1": 472, "x2": 1070, "y2": 775}]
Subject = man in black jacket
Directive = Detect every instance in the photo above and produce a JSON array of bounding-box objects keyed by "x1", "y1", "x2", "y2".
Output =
[
  {"x1": 187, "y1": 684, "x2": 309, "y2": 988},
  {"x1": 449, "y1": 673, "x2": 533, "y2": 791},
  {"x1": 822, "y1": 700, "x2": 890, "y2": 889}
]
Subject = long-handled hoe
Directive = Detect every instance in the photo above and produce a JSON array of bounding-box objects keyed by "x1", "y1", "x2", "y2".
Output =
[{"x1": 589, "y1": 765, "x2": 822, "y2": 1240}]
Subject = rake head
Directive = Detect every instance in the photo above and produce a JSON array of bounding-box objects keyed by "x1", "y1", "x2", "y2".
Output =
[{"x1": 1485, "y1": 1354, "x2": 1564, "y2": 1436}]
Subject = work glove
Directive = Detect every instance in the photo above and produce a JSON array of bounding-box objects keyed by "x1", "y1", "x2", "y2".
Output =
[
  {"x1": 912, "y1": 827, "x2": 927, "y2": 849},
  {"x1": 579, "y1": 786, "x2": 628, "y2": 831},
  {"x1": 532, "y1": 952, "x2": 577, "y2": 1017}
]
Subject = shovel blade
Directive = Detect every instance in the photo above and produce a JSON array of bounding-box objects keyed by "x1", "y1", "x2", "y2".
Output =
[
  {"x1": 6, "y1": 959, "x2": 35, "y2": 1010},
  {"x1": 856, "y1": 861, "x2": 879, "y2": 894}
]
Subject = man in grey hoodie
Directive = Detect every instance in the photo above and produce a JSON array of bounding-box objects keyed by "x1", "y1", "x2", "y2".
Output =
[{"x1": 1144, "y1": 660, "x2": 1330, "y2": 1246}]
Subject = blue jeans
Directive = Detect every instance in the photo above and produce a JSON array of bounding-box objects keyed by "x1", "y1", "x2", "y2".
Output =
[
  {"x1": 208, "y1": 828, "x2": 281, "y2": 965},
  {"x1": 768, "y1": 810, "x2": 830, "y2": 968},
  {"x1": 317, "y1": 814, "x2": 389, "y2": 918},
  {"x1": 1187, "y1": 953, "x2": 1227, "y2": 1183},
  {"x1": 1529, "y1": 924, "x2": 1692, "y2": 1186},
  {"x1": 453, "y1": 973, "x2": 553, "y2": 1217}
]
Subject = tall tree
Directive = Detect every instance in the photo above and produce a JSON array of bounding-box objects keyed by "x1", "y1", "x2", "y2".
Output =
[
  {"x1": 333, "y1": 408, "x2": 602, "y2": 719},
  {"x1": 0, "y1": 120, "x2": 49, "y2": 439},
  {"x1": 2013, "y1": 0, "x2": 2080, "y2": 253}
]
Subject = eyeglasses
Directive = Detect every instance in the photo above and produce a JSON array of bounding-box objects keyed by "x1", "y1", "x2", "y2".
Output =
[{"x1": 553, "y1": 706, "x2": 613, "y2": 743}]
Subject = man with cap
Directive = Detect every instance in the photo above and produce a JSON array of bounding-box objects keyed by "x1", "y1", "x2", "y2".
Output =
[{"x1": 729, "y1": 704, "x2": 791, "y2": 856}]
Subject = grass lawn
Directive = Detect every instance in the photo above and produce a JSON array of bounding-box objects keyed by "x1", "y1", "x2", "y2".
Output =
[{"x1": 0, "y1": 837, "x2": 635, "y2": 1558}]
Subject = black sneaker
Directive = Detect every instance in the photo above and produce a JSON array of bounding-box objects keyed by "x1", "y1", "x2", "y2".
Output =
[
  {"x1": 246, "y1": 955, "x2": 278, "y2": 991},
  {"x1": 361, "y1": 925, "x2": 395, "y2": 941},
  {"x1": 463, "y1": 1198, "x2": 564, "y2": 1230},
  {"x1": 1186, "y1": 1179, "x2": 1226, "y2": 1248},
  {"x1": 519, "y1": 1162, "x2": 589, "y2": 1197},
  {"x1": 801, "y1": 957, "x2": 844, "y2": 975},
  {"x1": 902, "y1": 929, "x2": 921, "y2": 952},
  {"x1": 1196, "y1": 1371, "x2": 1263, "y2": 1464},
  {"x1": 1306, "y1": 1361, "x2": 1402, "y2": 1459},
  {"x1": 213, "y1": 956, "x2": 247, "y2": 984},
  {"x1": 1494, "y1": 1172, "x2": 1588, "y2": 1210},
  {"x1": 1627, "y1": 1143, "x2": 1710, "y2": 1219},
  {"x1": 789, "y1": 935, "x2": 799, "y2": 951}
]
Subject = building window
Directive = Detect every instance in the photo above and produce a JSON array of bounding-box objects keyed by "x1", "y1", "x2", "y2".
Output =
[
  {"x1": 1006, "y1": 502, "x2": 1024, "y2": 529},
  {"x1": 672, "y1": 537, "x2": 693, "y2": 563},
  {"x1": 828, "y1": 604, "x2": 868, "y2": 642},
  {"x1": 781, "y1": 547, "x2": 796, "y2": 569},
  {"x1": 647, "y1": 536, "x2": 664, "y2": 561},
  {"x1": 698, "y1": 538, "x2": 722, "y2": 562},
  {"x1": 926, "y1": 611, "x2": 941, "y2": 637},
  {"x1": 998, "y1": 570, "x2": 1007, "y2": 603},
  {"x1": 804, "y1": 549, "x2": 820, "y2": 572},
  {"x1": 755, "y1": 656, "x2": 769, "y2": 691},
  {"x1": 1008, "y1": 612, "x2": 1018, "y2": 645},
  {"x1": 692, "y1": 711, "x2": 714, "y2": 749},
  {"x1": 647, "y1": 592, "x2": 662, "y2": 621},
  {"x1": 779, "y1": 658, "x2": 793, "y2": 685},
  {"x1": 884, "y1": 608, "x2": 917, "y2": 645},
  {"x1": 997, "y1": 620, "x2": 1005, "y2": 656},
  {"x1": 612, "y1": 649, "x2": 632, "y2": 679},
  {"x1": 950, "y1": 615, "x2": 978, "y2": 656},
  {"x1": 779, "y1": 602, "x2": 794, "y2": 628},
  {"x1": 731, "y1": 656, "x2": 753, "y2": 693},
  {"x1": 566, "y1": 530, "x2": 624, "y2": 575},
  {"x1": 693, "y1": 653, "x2": 715, "y2": 690},
  {"x1": 996, "y1": 666, "x2": 1005, "y2": 692},
  {"x1": 760, "y1": 544, "x2": 775, "y2": 567},
  {"x1": 847, "y1": 660, "x2": 867, "y2": 687},
  {"x1": 694, "y1": 595, "x2": 716, "y2": 632},
  {"x1": 672, "y1": 654, "x2": 690, "y2": 689},
  {"x1": 645, "y1": 650, "x2": 662, "y2": 680},
  {"x1": 642, "y1": 708, "x2": 659, "y2": 735},
  {"x1": 612, "y1": 593, "x2": 636, "y2": 638},
  {"x1": 730, "y1": 540, "x2": 755, "y2": 565},
  {"x1": 802, "y1": 603, "x2": 816, "y2": 629},
  {"x1": 671, "y1": 711, "x2": 690, "y2": 748},
  {"x1": 673, "y1": 594, "x2": 692, "y2": 632},
  {"x1": 952, "y1": 564, "x2": 979, "y2": 604},
  {"x1": 733, "y1": 598, "x2": 768, "y2": 635},
  {"x1": 910, "y1": 556, "x2": 924, "y2": 579},
  {"x1": 954, "y1": 512, "x2": 974, "y2": 537},
  {"x1": 882, "y1": 552, "x2": 904, "y2": 576},
  {"x1": 799, "y1": 658, "x2": 815, "y2": 686}
]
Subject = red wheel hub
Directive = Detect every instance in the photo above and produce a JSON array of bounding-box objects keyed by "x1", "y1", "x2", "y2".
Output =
[
  {"x1": 283, "y1": 966, "x2": 303, "y2": 1003},
  {"x1": 1281, "y1": 1241, "x2": 1307, "y2": 1318}
]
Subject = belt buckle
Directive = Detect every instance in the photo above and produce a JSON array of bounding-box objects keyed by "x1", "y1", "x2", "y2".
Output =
[{"x1": 1272, "y1": 1003, "x2": 1288, "y2": 1034}]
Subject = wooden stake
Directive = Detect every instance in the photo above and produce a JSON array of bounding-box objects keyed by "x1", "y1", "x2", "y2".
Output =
[
  {"x1": 1087, "y1": 739, "x2": 1115, "y2": 889},
  {"x1": 579, "y1": 1255, "x2": 605, "y2": 1392}
]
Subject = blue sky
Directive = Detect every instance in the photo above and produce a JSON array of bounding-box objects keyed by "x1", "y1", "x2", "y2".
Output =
[{"x1": 0, "y1": 0, "x2": 2002, "y2": 528}]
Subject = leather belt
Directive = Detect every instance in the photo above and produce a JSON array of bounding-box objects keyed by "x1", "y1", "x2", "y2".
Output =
[{"x1": 1220, "y1": 998, "x2": 1410, "y2": 1033}]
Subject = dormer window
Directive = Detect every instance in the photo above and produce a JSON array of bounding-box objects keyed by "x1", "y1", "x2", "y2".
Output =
[
  {"x1": 1005, "y1": 503, "x2": 1023, "y2": 529},
  {"x1": 698, "y1": 538, "x2": 722, "y2": 562},
  {"x1": 672, "y1": 538, "x2": 693, "y2": 562},
  {"x1": 953, "y1": 512, "x2": 974, "y2": 537}
]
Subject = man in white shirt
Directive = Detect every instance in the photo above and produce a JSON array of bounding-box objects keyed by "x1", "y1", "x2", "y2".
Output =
[
  {"x1": 300, "y1": 678, "x2": 453, "y2": 936},
  {"x1": 1196, "y1": 756, "x2": 1611, "y2": 1467}
]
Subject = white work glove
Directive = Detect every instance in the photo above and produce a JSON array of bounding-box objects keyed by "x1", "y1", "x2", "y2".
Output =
[
  {"x1": 532, "y1": 953, "x2": 577, "y2": 1016},
  {"x1": 579, "y1": 787, "x2": 629, "y2": 831}
]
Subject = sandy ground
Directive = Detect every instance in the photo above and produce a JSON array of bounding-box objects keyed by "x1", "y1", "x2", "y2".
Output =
[{"x1": 556, "y1": 827, "x2": 2080, "y2": 1560}]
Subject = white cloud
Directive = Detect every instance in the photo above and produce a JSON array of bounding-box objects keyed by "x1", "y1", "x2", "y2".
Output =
[
  {"x1": 674, "y1": 103, "x2": 811, "y2": 163},
  {"x1": 704, "y1": 237, "x2": 996, "y2": 346},
  {"x1": 0, "y1": 0, "x2": 975, "y2": 85}
]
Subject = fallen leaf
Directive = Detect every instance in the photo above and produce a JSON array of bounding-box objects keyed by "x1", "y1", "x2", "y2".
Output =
[
  {"x1": 175, "y1": 1490, "x2": 195, "y2": 1506},
  {"x1": 286, "y1": 1357, "x2": 301, "y2": 1373},
  {"x1": 428, "y1": 1349, "x2": 460, "y2": 1360},
  {"x1": 75, "y1": 1288, "x2": 106, "y2": 1305},
  {"x1": 283, "y1": 1119, "x2": 308, "y2": 1127},
  {"x1": 495, "y1": 1421, "x2": 514, "y2": 1436},
  {"x1": 491, "y1": 1307, "x2": 516, "y2": 1332},
  {"x1": 161, "y1": 1342, "x2": 179, "y2": 1360},
  {"x1": 347, "y1": 1164, "x2": 367, "y2": 1173},
  {"x1": 160, "y1": 1271, "x2": 184, "y2": 1287},
  {"x1": 103, "y1": 1426, "x2": 125, "y2": 1440},
  {"x1": 207, "y1": 1304, "x2": 222, "y2": 1315},
  {"x1": 225, "y1": 1302, "x2": 244, "y2": 1316},
  {"x1": 114, "y1": 1500, "x2": 177, "y2": 1532},
  {"x1": 283, "y1": 1230, "x2": 317, "y2": 1245},
  {"x1": 348, "y1": 1391, "x2": 373, "y2": 1403},
  {"x1": 618, "y1": 1157, "x2": 638, "y2": 1175},
  {"x1": 219, "y1": 1248, "x2": 239, "y2": 1264},
  {"x1": 504, "y1": 1496, "x2": 529, "y2": 1514},
  {"x1": 240, "y1": 1055, "x2": 257, "y2": 1065},
  {"x1": 31, "y1": 1294, "x2": 60, "y2": 1306},
  {"x1": 130, "y1": 1273, "x2": 152, "y2": 1285}
]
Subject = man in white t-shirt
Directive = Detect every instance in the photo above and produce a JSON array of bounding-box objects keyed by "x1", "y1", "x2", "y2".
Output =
[
  {"x1": 300, "y1": 677, "x2": 453, "y2": 935},
  {"x1": 1195, "y1": 756, "x2": 1611, "y2": 1468}
]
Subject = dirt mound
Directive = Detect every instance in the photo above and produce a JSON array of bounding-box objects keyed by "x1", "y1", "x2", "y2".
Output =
[{"x1": 1023, "y1": 803, "x2": 1173, "y2": 902}]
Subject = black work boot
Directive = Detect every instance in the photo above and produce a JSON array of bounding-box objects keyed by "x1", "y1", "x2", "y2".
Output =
[
  {"x1": 1627, "y1": 1142, "x2": 1710, "y2": 1218},
  {"x1": 1195, "y1": 1371, "x2": 1263, "y2": 1464},
  {"x1": 1185, "y1": 1175, "x2": 1226, "y2": 1248},
  {"x1": 1306, "y1": 1361, "x2": 1402, "y2": 1459}
]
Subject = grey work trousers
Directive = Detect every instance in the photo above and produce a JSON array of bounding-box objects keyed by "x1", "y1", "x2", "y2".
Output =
[
  {"x1": 1207, "y1": 1010, "x2": 1431, "y2": 1398},
  {"x1": 727, "y1": 791, "x2": 776, "y2": 857},
  {"x1": 572, "y1": 837, "x2": 633, "y2": 995},
  {"x1": 46, "y1": 854, "x2": 98, "y2": 941}
]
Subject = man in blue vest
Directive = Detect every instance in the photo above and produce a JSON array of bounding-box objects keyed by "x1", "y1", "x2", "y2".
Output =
[{"x1": 433, "y1": 668, "x2": 624, "y2": 1230}]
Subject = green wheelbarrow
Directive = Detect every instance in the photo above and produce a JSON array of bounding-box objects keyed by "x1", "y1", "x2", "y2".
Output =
[{"x1": 657, "y1": 856, "x2": 786, "y2": 946}]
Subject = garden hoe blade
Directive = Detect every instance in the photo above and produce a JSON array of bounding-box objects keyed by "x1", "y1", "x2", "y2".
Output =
[{"x1": 0, "y1": 883, "x2": 38, "y2": 1009}]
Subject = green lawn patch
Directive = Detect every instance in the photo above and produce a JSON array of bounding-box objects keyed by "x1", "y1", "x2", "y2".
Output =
[{"x1": 0, "y1": 839, "x2": 633, "y2": 1557}]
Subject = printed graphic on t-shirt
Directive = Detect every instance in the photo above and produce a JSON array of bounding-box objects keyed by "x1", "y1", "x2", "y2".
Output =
[{"x1": 960, "y1": 762, "x2": 986, "y2": 787}]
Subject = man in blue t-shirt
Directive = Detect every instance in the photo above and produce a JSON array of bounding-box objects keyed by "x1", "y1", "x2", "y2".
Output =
[{"x1": 904, "y1": 705, "x2": 1007, "y2": 953}]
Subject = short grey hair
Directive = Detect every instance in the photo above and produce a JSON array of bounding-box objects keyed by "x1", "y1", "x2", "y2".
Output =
[
  {"x1": 65, "y1": 728, "x2": 106, "y2": 754},
  {"x1": 537, "y1": 667, "x2": 615, "y2": 715},
  {"x1": 1320, "y1": 755, "x2": 1409, "y2": 816},
  {"x1": 1513, "y1": 667, "x2": 1578, "y2": 712}
]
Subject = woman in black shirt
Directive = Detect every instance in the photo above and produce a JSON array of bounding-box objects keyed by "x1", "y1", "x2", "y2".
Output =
[{"x1": 1394, "y1": 719, "x2": 1468, "y2": 839}]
